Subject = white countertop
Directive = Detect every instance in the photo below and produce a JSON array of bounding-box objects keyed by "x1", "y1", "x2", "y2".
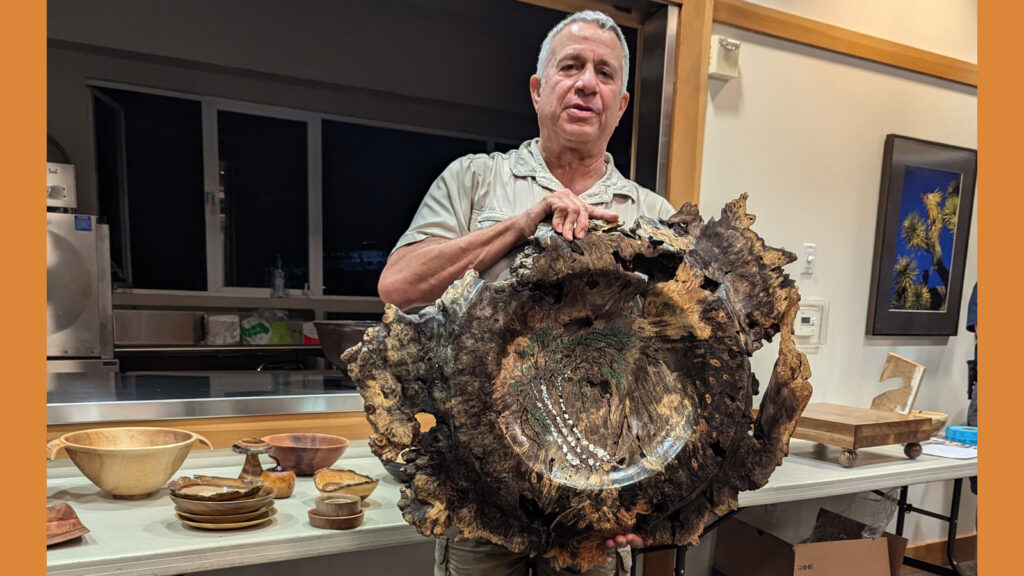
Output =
[{"x1": 46, "y1": 440, "x2": 976, "y2": 576}]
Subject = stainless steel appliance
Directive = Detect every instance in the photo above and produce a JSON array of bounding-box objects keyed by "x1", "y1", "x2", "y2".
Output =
[{"x1": 46, "y1": 163, "x2": 118, "y2": 384}]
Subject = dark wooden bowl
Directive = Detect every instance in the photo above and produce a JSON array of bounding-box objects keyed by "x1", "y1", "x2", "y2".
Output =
[
  {"x1": 307, "y1": 508, "x2": 364, "y2": 530},
  {"x1": 312, "y1": 321, "x2": 379, "y2": 372},
  {"x1": 261, "y1": 433, "x2": 349, "y2": 476}
]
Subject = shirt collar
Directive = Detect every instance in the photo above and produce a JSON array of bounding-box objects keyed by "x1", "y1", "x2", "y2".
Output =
[{"x1": 511, "y1": 138, "x2": 636, "y2": 204}]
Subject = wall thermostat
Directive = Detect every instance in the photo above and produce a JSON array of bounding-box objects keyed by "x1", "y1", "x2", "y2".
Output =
[{"x1": 793, "y1": 299, "x2": 828, "y2": 353}]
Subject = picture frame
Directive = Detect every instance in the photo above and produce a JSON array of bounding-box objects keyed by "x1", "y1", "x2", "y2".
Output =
[{"x1": 866, "y1": 135, "x2": 977, "y2": 336}]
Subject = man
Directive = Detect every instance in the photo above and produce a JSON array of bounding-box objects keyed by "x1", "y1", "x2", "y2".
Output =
[{"x1": 378, "y1": 10, "x2": 675, "y2": 575}]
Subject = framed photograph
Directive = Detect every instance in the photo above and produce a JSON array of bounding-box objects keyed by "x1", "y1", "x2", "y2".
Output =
[{"x1": 866, "y1": 135, "x2": 977, "y2": 336}]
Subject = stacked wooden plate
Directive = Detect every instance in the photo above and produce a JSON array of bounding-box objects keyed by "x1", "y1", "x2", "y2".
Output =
[{"x1": 168, "y1": 476, "x2": 276, "y2": 530}]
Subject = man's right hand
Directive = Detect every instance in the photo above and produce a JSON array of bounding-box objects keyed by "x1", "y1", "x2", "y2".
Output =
[{"x1": 518, "y1": 188, "x2": 619, "y2": 242}]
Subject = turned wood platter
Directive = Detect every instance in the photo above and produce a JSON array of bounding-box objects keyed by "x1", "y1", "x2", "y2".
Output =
[
  {"x1": 345, "y1": 196, "x2": 813, "y2": 569},
  {"x1": 792, "y1": 403, "x2": 933, "y2": 449}
]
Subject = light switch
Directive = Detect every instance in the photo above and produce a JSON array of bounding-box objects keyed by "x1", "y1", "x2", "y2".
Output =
[{"x1": 801, "y1": 243, "x2": 817, "y2": 275}]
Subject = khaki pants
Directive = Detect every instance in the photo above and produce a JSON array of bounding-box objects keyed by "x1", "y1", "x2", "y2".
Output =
[{"x1": 434, "y1": 536, "x2": 631, "y2": 576}]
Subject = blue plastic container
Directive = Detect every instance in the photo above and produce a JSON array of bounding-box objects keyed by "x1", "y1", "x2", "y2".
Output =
[{"x1": 945, "y1": 425, "x2": 978, "y2": 446}]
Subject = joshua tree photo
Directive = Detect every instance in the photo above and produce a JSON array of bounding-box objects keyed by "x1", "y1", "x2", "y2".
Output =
[{"x1": 890, "y1": 172, "x2": 961, "y2": 311}]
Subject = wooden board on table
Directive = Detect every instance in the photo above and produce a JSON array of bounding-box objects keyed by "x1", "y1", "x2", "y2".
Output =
[{"x1": 792, "y1": 403, "x2": 932, "y2": 449}]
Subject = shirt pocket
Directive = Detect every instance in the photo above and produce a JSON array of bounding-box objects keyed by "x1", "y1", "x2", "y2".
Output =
[{"x1": 470, "y1": 209, "x2": 514, "y2": 232}]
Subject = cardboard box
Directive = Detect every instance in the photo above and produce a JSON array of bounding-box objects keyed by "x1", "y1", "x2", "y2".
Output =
[{"x1": 713, "y1": 513, "x2": 907, "y2": 576}]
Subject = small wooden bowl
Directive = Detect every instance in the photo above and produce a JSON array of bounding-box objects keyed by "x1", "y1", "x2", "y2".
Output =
[
  {"x1": 47, "y1": 503, "x2": 89, "y2": 546},
  {"x1": 911, "y1": 410, "x2": 949, "y2": 436},
  {"x1": 261, "y1": 433, "x2": 349, "y2": 476},
  {"x1": 170, "y1": 485, "x2": 276, "y2": 516},
  {"x1": 168, "y1": 475, "x2": 262, "y2": 501},
  {"x1": 313, "y1": 468, "x2": 379, "y2": 500},
  {"x1": 315, "y1": 494, "x2": 361, "y2": 517},
  {"x1": 307, "y1": 508, "x2": 364, "y2": 530}
]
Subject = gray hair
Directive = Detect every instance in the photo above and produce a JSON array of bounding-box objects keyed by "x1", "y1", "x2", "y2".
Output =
[{"x1": 536, "y1": 10, "x2": 630, "y2": 96}]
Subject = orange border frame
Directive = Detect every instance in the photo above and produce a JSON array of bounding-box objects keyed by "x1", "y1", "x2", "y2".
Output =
[
  {"x1": 6, "y1": 1, "x2": 45, "y2": 573},
  {"x1": 25, "y1": 2, "x2": 1000, "y2": 574},
  {"x1": 978, "y1": 2, "x2": 1010, "y2": 574}
]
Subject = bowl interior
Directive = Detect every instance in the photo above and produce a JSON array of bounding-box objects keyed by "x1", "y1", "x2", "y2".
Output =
[
  {"x1": 63, "y1": 427, "x2": 195, "y2": 449},
  {"x1": 262, "y1": 433, "x2": 349, "y2": 450}
]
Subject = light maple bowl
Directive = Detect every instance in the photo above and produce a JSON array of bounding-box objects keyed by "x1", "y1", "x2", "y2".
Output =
[
  {"x1": 47, "y1": 427, "x2": 213, "y2": 498},
  {"x1": 313, "y1": 468, "x2": 379, "y2": 500}
]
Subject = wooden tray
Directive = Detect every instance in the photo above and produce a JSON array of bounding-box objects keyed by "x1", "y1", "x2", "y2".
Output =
[{"x1": 791, "y1": 403, "x2": 933, "y2": 467}]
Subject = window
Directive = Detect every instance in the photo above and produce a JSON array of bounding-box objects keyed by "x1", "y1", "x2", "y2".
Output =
[
  {"x1": 218, "y1": 111, "x2": 309, "y2": 290},
  {"x1": 91, "y1": 82, "x2": 638, "y2": 300},
  {"x1": 93, "y1": 87, "x2": 206, "y2": 290},
  {"x1": 321, "y1": 120, "x2": 486, "y2": 296}
]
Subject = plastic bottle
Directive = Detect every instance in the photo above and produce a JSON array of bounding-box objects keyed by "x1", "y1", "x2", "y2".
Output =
[{"x1": 271, "y1": 256, "x2": 286, "y2": 297}]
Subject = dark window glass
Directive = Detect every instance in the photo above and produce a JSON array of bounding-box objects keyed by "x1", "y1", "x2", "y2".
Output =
[
  {"x1": 218, "y1": 111, "x2": 309, "y2": 289},
  {"x1": 93, "y1": 87, "x2": 206, "y2": 290},
  {"x1": 322, "y1": 121, "x2": 486, "y2": 296},
  {"x1": 607, "y1": 25, "x2": 638, "y2": 180}
]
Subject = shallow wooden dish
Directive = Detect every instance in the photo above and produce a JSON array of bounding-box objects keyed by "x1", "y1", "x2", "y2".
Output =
[
  {"x1": 911, "y1": 410, "x2": 949, "y2": 436},
  {"x1": 178, "y1": 507, "x2": 276, "y2": 530},
  {"x1": 307, "y1": 508, "x2": 364, "y2": 530},
  {"x1": 313, "y1": 468, "x2": 379, "y2": 500},
  {"x1": 47, "y1": 502, "x2": 90, "y2": 546},
  {"x1": 46, "y1": 427, "x2": 213, "y2": 498},
  {"x1": 168, "y1": 475, "x2": 262, "y2": 501},
  {"x1": 170, "y1": 485, "x2": 275, "y2": 515},
  {"x1": 315, "y1": 494, "x2": 362, "y2": 517},
  {"x1": 174, "y1": 503, "x2": 275, "y2": 523},
  {"x1": 261, "y1": 433, "x2": 349, "y2": 476}
]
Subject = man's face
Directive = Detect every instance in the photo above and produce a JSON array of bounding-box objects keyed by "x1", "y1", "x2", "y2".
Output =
[{"x1": 531, "y1": 22, "x2": 629, "y2": 152}]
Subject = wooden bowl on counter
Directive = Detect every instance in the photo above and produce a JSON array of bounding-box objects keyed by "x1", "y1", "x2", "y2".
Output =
[
  {"x1": 168, "y1": 475, "x2": 262, "y2": 501},
  {"x1": 308, "y1": 508, "x2": 364, "y2": 530},
  {"x1": 315, "y1": 493, "x2": 362, "y2": 517},
  {"x1": 170, "y1": 485, "x2": 276, "y2": 516},
  {"x1": 313, "y1": 468, "x2": 379, "y2": 500},
  {"x1": 911, "y1": 410, "x2": 949, "y2": 437},
  {"x1": 47, "y1": 427, "x2": 213, "y2": 498},
  {"x1": 261, "y1": 433, "x2": 349, "y2": 476}
]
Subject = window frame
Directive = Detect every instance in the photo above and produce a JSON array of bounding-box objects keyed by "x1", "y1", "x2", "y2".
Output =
[{"x1": 88, "y1": 80, "x2": 519, "y2": 305}]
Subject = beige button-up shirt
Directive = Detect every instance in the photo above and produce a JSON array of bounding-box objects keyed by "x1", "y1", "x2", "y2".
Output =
[{"x1": 393, "y1": 138, "x2": 677, "y2": 282}]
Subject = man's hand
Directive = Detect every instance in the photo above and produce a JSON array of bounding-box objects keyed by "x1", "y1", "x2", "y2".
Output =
[
  {"x1": 605, "y1": 533, "x2": 643, "y2": 549},
  {"x1": 518, "y1": 189, "x2": 619, "y2": 242}
]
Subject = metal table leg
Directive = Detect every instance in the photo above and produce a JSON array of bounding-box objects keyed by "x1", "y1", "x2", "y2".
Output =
[{"x1": 884, "y1": 478, "x2": 965, "y2": 576}]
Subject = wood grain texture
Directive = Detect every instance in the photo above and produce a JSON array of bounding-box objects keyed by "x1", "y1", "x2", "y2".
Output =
[
  {"x1": 871, "y1": 353, "x2": 926, "y2": 414},
  {"x1": 346, "y1": 195, "x2": 811, "y2": 570},
  {"x1": 46, "y1": 412, "x2": 373, "y2": 458},
  {"x1": 666, "y1": 0, "x2": 714, "y2": 210},
  {"x1": 713, "y1": 0, "x2": 977, "y2": 86},
  {"x1": 793, "y1": 403, "x2": 932, "y2": 449}
]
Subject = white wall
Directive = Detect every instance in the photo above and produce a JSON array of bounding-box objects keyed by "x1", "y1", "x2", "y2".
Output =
[
  {"x1": 685, "y1": 3, "x2": 977, "y2": 572},
  {"x1": 744, "y1": 0, "x2": 977, "y2": 63}
]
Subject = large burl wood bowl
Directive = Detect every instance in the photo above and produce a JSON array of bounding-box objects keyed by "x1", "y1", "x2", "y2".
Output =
[
  {"x1": 344, "y1": 197, "x2": 814, "y2": 570},
  {"x1": 47, "y1": 427, "x2": 213, "y2": 498},
  {"x1": 261, "y1": 433, "x2": 349, "y2": 476}
]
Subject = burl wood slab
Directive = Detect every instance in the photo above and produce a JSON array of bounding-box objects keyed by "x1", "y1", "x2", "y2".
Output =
[{"x1": 344, "y1": 195, "x2": 812, "y2": 570}]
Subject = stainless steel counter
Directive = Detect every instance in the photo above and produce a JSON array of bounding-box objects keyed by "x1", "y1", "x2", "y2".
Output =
[{"x1": 46, "y1": 370, "x2": 364, "y2": 425}]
